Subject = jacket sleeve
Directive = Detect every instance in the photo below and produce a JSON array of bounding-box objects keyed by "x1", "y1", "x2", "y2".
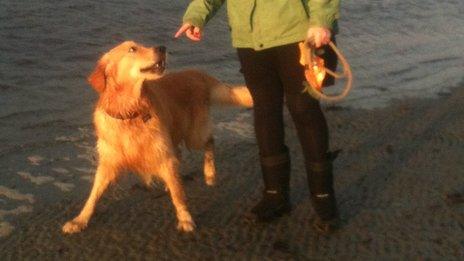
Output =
[
  {"x1": 308, "y1": 0, "x2": 340, "y2": 29},
  {"x1": 182, "y1": 0, "x2": 225, "y2": 28}
]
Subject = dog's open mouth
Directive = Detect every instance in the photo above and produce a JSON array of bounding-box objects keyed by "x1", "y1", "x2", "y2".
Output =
[{"x1": 141, "y1": 60, "x2": 165, "y2": 74}]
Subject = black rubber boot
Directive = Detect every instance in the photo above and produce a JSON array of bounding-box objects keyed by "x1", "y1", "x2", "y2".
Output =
[
  {"x1": 307, "y1": 158, "x2": 340, "y2": 234},
  {"x1": 251, "y1": 149, "x2": 291, "y2": 222}
]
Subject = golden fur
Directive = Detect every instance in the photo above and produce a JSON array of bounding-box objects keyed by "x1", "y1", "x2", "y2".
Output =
[{"x1": 62, "y1": 41, "x2": 252, "y2": 234}]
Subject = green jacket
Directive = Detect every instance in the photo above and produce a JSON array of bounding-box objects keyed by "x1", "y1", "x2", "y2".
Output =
[{"x1": 182, "y1": 0, "x2": 340, "y2": 51}]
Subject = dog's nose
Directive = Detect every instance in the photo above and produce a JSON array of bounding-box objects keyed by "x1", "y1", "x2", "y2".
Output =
[{"x1": 155, "y1": 46, "x2": 166, "y2": 54}]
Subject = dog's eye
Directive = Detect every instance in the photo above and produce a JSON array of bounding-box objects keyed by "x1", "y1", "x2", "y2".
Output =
[{"x1": 129, "y1": 46, "x2": 137, "y2": 53}]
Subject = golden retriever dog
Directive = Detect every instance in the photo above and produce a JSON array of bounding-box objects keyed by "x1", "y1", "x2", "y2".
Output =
[{"x1": 62, "y1": 41, "x2": 252, "y2": 234}]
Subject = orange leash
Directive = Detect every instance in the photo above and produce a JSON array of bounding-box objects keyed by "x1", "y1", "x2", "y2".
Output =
[{"x1": 299, "y1": 40, "x2": 353, "y2": 103}]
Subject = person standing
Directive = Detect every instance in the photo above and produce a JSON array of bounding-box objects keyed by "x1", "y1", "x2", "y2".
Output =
[{"x1": 175, "y1": 0, "x2": 340, "y2": 234}]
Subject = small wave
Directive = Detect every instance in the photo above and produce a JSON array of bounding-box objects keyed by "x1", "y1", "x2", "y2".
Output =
[
  {"x1": 62, "y1": 52, "x2": 97, "y2": 63},
  {"x1": 0, "y1": 109, "x2": 64, "y2": 121},
  {"x1": 21, "y1": 119, "x2": 67, "y2": 130},
  {"x1": 418, "y1": 56, "x2": 461, "y2": 66},
  {"x1": 66, "y1": 4, "x2": 95, "y2": 12}
]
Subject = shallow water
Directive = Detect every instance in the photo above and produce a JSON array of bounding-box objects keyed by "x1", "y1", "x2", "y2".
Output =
[
  {"x1": 1, "y1": 0, "x2": 463, "y2": 116},
  {"x1": 0, "y1": 0, "x2": 463, "y2": 238}
]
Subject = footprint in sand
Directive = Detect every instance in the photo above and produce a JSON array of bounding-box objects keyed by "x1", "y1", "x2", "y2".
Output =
[
  {"x1": 74, "y1": 167, "x2": 94, "y2": 174},
  {"x1": 27, "y1": 155, "x2": 44, "y2": 166},
  {"x1": 0, "y1": 186, "x2": 35, "y2": 237},
  {"x1": 53, "y1": 182, "x2": 75, "y2": 192},
  {"x1": 0, "y1": 185, "x2": 35, "y2": 204},
  {"x1": 74, "y1": 167, "x2": 95, "y2": 182},
  {"x1": 0, "y1": 222, "x2": 14, "y2": 237},
  {"x1": 17, "y1": 169, "x2": 76, "y2": 192},
  {"x1": 55, "y1": 136, "x2": 80, "y2": 142},
  {"x1": 17, "y1": 171, "x2": 55, "y2": 185},
  {"x1": 0, "y1": 206, "x2": 33, "y2": 237},
  {"x1": 52, "y1": 167, "x2": 70, "y2": 176},
  {"x1": 80, "y1": 175, "x2": 93, "y2": 182},
  {"x1": 216, "y1": 112, "x2": 254, "y2": 139},
  {"x1": 75, "y1": 143, "x2": 93, "y2": 149},
  {"x1": 52, "y1": 167, "x2": 70, "y2": 175}
]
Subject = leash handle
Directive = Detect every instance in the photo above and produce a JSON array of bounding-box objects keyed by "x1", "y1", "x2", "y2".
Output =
[{"x1": 302, "y1": 40, "x2": 353, "y2": 103}]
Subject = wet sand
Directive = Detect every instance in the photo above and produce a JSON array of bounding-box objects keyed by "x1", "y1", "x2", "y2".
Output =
[{"x1": 1, "y1": 86, "x2": 464, "y2": 259}]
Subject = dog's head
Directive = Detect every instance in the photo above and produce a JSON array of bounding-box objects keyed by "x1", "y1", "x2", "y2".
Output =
[{"x1": 88, "y1": 41, "x2": 166, "y2": 93}]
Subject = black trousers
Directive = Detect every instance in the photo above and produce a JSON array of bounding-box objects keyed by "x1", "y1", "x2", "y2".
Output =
[{"x1": 237, "y1": 42, "x2": 336, "y2": 164}]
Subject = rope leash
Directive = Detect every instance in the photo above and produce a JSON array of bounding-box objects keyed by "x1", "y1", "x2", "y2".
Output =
[{"x1": 300, "y1": 40, "x2": 353, "y2": 103}]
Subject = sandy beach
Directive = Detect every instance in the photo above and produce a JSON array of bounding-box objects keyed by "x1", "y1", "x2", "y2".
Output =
[
  {"x1": 1, "y1": 0, "x2": 463, "y2": 259},
  {"x1": 1, "y1": 90, "x2": 464, "y2": 259}
]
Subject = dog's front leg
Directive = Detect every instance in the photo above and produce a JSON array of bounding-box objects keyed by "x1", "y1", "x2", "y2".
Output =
[
  {"x1": 62, "y1": 163, "x2": 117, "y2": 234},
  {"x1": 160, "y1": 158, "x2": 196, "y2": 232}
]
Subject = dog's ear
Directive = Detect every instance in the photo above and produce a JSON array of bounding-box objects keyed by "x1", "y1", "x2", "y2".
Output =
[{"x1": 88, "y1": 58, "x2": 107, "y2": 93}]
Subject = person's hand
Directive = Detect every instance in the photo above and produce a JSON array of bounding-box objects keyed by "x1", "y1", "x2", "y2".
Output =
[
  {"x1": 175, "y1": 23, "x2": 202, "y2": 41},
  {"x1": 306, "y1": 27, "x2": 331, "y2": 48}
]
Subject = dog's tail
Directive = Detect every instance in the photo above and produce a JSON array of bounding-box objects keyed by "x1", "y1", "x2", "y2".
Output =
[{"x1": 210, "y1": 84, "x2": 253, "y2": 108}]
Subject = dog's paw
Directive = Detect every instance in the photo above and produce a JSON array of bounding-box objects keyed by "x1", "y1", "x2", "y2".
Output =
[
  {"x1": 205, "y1": 176, "x2": 216, "y2": 186},
  {"x1": 203, "y1": 161, "x2": 216, "y2": 186},
  {"x1": 62, "y1": 220, "x2": 87, "y2": 234},
  {"x1": 177, "y1": 220, "x2": 196, "y2": 233},
  {"x1": 204, "y1": 168, "x2": 216, "y2": 186},
  {"x1": 176, "y1": 209, "x2": 195, "y2": 232}
]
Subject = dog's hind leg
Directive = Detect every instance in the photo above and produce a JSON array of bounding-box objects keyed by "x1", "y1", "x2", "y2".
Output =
[
  {"x1": 203, "y1": 137, "x2": 216, "y2": 186},
  {"x1": 62, "y1": 163, "x2": 117, "y2": 234},
  {"x1": 159, "y1": 158, "x2": 196, "y2": 232}
]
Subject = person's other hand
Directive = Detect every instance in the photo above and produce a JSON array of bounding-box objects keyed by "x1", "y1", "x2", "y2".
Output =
[
  {"x1": 175, "y1": 23, "x2": 202, "y2": 41},
  {"x1": 306, "y1": 27, "x2": 331, "y2": 48}
]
